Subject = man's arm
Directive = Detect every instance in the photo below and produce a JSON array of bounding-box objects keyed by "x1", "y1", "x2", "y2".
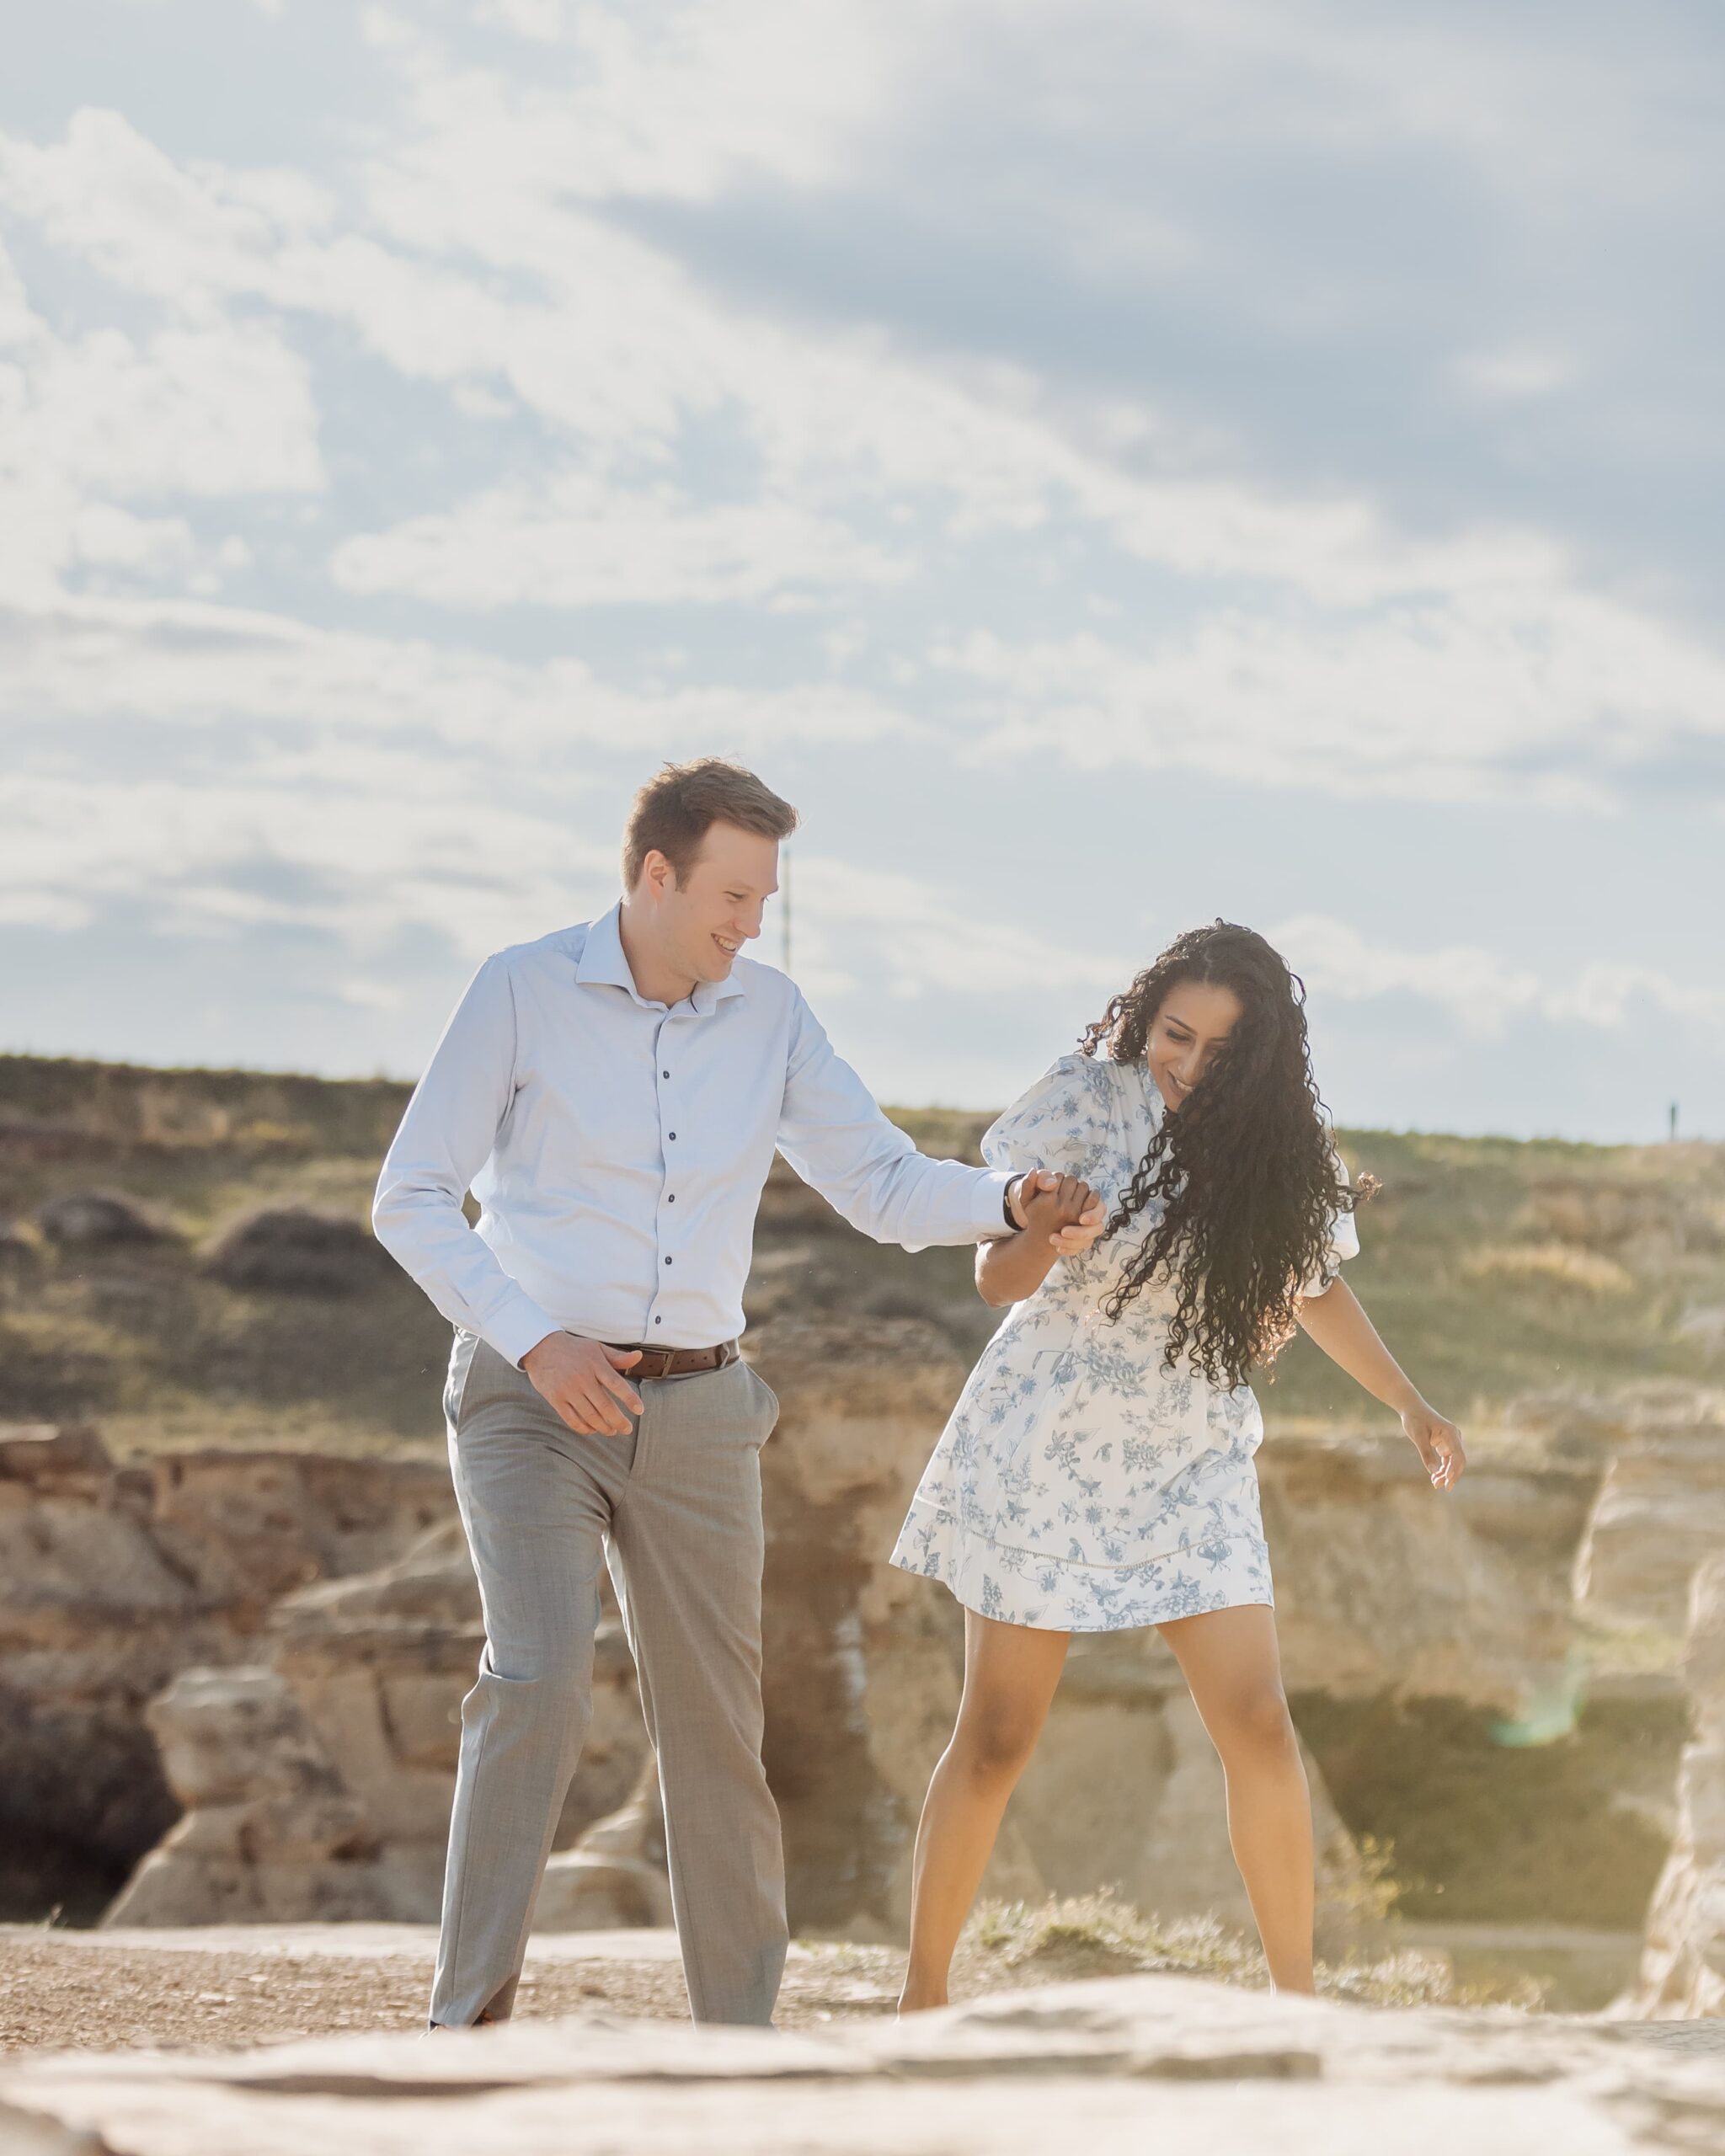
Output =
[
  {"x1": 371, "y1": 955, "x2": 561, "y2": 1369},
  {"x1": 776, "y1": 993, "x2": 1019, "y2": 1248}
]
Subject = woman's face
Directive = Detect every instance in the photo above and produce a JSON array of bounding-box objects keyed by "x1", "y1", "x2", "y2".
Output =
[{"x1": 1146, "y1": 979, "x2": 1245, "y2": 1112}]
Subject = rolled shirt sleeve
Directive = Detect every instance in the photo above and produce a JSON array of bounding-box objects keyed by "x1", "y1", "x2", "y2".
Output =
[
  {"x1": 776, "y1": 995, "x2": 1015, "y2": 1251},
  {"x1": 372, "y1": 955, "x2": 562, "y2": 1368}
]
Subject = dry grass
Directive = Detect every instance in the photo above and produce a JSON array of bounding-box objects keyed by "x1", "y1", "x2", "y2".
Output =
[
  {"x1": 961, "y1": 1892, "x2": 1544, "y2": 2009},
  {"x1": 4, "y1": 1052, "x2": 1725, "y2": 1450},
  {"x1": 1466, "y1": 1242, "x2": 1637, "y2": 1295}
]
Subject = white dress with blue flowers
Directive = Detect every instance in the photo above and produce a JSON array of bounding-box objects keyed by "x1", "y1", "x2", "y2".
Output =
[{"x1": 889, "y1": 1051, "x2": 1358, "y2": 1632}]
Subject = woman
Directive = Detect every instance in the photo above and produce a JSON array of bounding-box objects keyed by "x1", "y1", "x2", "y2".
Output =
[{"x1": 889, "y1": 921, "x2": 1464, "y2": 2009}]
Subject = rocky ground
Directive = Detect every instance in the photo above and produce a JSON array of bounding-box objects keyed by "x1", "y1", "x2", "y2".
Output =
[
  {"x1": 3, "y1": 1940, "x2": 1725, "y2": 2156},
  {"x1": 0, "y1": 1908, "x2": 1451, "y2": 2057},
  {"x1": 0, "y1": 1925, "x2": 906, "y2": 2052}
]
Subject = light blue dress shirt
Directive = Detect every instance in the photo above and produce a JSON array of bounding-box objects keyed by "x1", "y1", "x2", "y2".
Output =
[{"x1": 373, "y1": 903, "x2": 1017, "y2": 1367}]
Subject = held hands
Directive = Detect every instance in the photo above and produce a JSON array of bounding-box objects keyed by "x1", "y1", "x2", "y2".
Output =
[
  {"x1": 1012, "y1": 1168, "x2": 1109, "y2": 1258},
  {"x1": 1402, "y1": 1401, "x2": 1466, "y2": 1492},
  {"x1": 521, "y1": 1332, "x2": 644, "y2": 1436}
]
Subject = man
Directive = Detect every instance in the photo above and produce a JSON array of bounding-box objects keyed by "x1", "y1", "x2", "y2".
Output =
[{"x1": 374, "y1": 758, "x2": 1100, "y2": 2030}]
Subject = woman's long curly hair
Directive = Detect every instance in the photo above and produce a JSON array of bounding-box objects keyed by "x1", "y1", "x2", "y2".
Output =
[{"x1": 1078, "y1": 921, "x2": 1368, "y2": 1389}]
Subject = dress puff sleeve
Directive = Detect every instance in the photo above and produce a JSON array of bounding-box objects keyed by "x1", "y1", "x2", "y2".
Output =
[
  {"x1": 980, "y1": 1053, "x2": 1115, "y2": 1183},
  {"x1": 1300, "y1": 1153, "x2": 1362, "y2": 1297}
]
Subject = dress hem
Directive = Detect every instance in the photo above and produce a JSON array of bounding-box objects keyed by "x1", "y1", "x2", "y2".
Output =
[{"x1": 889, "y1": 1498, "x2": 1274, "y2": 1634}]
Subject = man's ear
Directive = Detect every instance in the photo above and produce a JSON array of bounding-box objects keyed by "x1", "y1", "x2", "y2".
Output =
[{"x1": 640, "y1": 849, "x2": 676, "y2": 902}]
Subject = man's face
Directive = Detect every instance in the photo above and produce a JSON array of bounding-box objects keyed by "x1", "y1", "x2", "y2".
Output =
[{"x1": 648, "y1": 821, "x2": 780, "y2": 984}]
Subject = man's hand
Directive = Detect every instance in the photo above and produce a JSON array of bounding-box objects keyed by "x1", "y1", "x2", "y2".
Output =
[
  {"x1": 1012, "y1": 1170, "x2": 1108, "y2": 1257},
  {"x1": 521, "y1": 1333, "x2": 644, "y2": 1436}
]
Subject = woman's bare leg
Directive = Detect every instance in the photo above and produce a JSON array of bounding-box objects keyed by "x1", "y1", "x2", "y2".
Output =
[
  {"x1": 898, "y1": 1609, "x2": 1070, "y2": 2013},
  {"x1": 1157, "y1": 1603, "x2": 1315, "y2": 1993}
]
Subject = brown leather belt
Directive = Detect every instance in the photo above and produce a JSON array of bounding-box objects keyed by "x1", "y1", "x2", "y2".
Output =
[{"x1": 606, "y1": 1338, "x2": 739, "y2": 1381}]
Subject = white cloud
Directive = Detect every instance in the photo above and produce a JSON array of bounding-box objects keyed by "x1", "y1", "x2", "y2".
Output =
[
  {"x1": 1272, "y1": 914, "x2": 1725, "y2": 1049},
  {"x1": 0, "y1": 755, "x2": 609, "y2": 964},
  {"x1": 476, "y1": 0, "x2": 569, "y2": 40},
  {"x1": 3, "y1": 105, "x2": 1510, "y2": 646},
  {"x1": 1270, "y1": 914, "x2": 1545, "y2": 1037},
  {"x1": 1, "y1": 593, "x2": 924, "y2": 755},
  {"x1": 0, "y1": 228, "x2": 321, "y2": 606},
  {"x1": 1455, "y1": 349, "x2": 1578, "y2": 403},
  {"x1": 70, "y1": 504, "x2": 197, "y2": 574},
  {"x1": 0, "y1": 0, "x2": 1716, "y2": 1135},
  {"x1": 412, "y1": 0, "x2": 892, "y2": 202},
  {"x1": 0, "y1": 113, "x2": 1566, "y2": 617},
  {"x1": 332, "y1": 473, "x2": 911, "y2": 609},
  {"x1": 0, "y1": 110, "x2": 335, "y2": 305},
  {"x1": 791, "y1": 855, "x2": 1131, "y2": 1004},
  {"x1": 1548, "y1": 963, "x2": 1725, "y2": 1041},
  {"x1": 937, "y1": 583, "x2": 1725, "y2": 811}
]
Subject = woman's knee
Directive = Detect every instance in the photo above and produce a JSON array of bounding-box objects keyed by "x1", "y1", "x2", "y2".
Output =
[
  {"x1": 1208, "y1": 1684, "x2": 1300, "y2": 1765},
  {"x1": 952, "y1": 1693, "x2": 1047, "y2": 1781}
]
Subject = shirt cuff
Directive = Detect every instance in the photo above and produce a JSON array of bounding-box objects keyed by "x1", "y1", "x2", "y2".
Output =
[
  {"x1": 488, "y1": 1295, "x2": 563, "y2": 1370},
  {"x1": 972, "y1": 1167, "x2": 1019, "y2": 1241}
]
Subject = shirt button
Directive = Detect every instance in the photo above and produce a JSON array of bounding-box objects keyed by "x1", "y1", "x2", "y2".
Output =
[
  {"x1": 654, "y1": 1316, "x2": 662, "y2": 1326},
  {"x1": 662, "y1": 1070, "x2": 670, "y2": 1079},
  {"x1": 665, "y1": 1257, "x2": 673, "y2": 1266},
  {"x1": 667, "y1": 1193, "x2": 676, "y2": 1203},
  {"x1": 669, "y1": 1131, "x2": 676, "y2": 1140}
]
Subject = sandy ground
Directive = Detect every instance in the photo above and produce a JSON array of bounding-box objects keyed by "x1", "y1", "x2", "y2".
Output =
[{"x1": 0, "y1": 1926, "x2": 967, "y2": 2054}]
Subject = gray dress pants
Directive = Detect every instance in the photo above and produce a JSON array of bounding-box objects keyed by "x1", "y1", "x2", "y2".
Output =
[{"x1": 430, "y1": 1332, "x2": 787, "y2": 2028}]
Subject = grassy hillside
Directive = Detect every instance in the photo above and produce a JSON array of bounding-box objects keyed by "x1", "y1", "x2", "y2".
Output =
[{"x1": 2, "y1": 1054, "x2": 1722, "y2": 1455}]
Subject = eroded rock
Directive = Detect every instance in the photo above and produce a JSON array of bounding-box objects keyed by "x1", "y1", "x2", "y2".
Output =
[
  {"x1": 104, "y1": 1668, "x2": 383, "y2": 1926},
  {"x1": 203, "y1": 1209, "x2": 396, "y2": 1296},
  {"x1": 536, "y1": 1758, "x2": 673, "y2": 1930},
  {"x1": 1575, "y1": 1420, "x2": 1725, "y2": 1636},
  {"x1": 745, "y1": 1318, "x2": 1558, "y2": 1946},
  {"x1": 1627, "y1": 1554, "x2": 1725, "y2": 2016},
  {"x1": 104, "y1": 1522, "x2": 654, "y2": 1928},
  {"x1": 33, "y1": 1192, "x2": 169, "y2": 1248},
  {"x1": 0, "y1": 1431, "x2": 457, "y2": 1918},
  {"x1": 4, "y1": 1966, "x2": 1725, "y2": 2156}
]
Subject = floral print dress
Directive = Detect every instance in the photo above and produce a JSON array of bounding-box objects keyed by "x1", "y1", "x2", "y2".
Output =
[{"x1": 890, "y1": 1051, "x2": 1358, "y2": 1632}]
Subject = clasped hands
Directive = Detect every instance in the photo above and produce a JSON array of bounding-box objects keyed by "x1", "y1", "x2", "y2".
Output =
[{"x1": 1010, "y1": 1168, "x2": 1109, "y2": 1257}]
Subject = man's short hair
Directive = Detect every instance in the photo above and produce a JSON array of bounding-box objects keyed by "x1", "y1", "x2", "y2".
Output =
[{"x1": 622, "y1": 759, "x2": 799, "y2": 890}]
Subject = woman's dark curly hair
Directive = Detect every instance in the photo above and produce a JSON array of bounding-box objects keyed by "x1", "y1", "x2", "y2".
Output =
[{"x1": 1078, "y1": 921, "x2": 1369, "y2": 1389}]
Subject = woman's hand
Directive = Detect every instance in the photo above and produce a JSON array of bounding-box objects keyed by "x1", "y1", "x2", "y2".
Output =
[
  {"x1": 1402, "y1": 1403, "x2": 1466, "y2": 1492},
  {"x1": 1018, "y1": 1172, "x2": 1108, "y2": 1257},
  {"x1": 979, "y1": 1173, "x2": 1108, "y2": 1307}
]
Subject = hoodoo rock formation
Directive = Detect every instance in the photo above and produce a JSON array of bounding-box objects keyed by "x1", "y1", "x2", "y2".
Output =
[
  {"x1": 0, "y1": 1425, "x2": 451, "y2": 1920},
  {"x1": 104, "y1": 1520, "x2": 652, "y2": 1930}
]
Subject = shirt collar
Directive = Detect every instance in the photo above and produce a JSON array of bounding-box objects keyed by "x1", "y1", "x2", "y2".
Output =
[{"x1": 575, "y1": 901, "x2": 748, "y2": 1015}]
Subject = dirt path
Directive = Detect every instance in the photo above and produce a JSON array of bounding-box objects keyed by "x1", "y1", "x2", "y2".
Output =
[{"x1": 0, "y1": 1926, "x2": 937, "y2": 2054}]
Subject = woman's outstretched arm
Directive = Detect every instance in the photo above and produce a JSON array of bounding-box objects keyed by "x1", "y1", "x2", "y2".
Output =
[{"x1": 1294, "y1": 1277, "x2": 1466, "y2": 1489}]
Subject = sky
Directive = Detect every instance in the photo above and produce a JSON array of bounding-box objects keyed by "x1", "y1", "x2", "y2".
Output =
[{"x1": 3, "y1": 0, "x2": 1722, "y2": 1141}]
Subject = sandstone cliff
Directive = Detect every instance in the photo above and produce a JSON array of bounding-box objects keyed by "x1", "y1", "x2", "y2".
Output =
[
  {"x1": 0, "y1": 1310, "x2": 1627, "y2": 1956},
  {"x1": 1626, "y1": 1552, "x2": 1725, "y2": 2016}
]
